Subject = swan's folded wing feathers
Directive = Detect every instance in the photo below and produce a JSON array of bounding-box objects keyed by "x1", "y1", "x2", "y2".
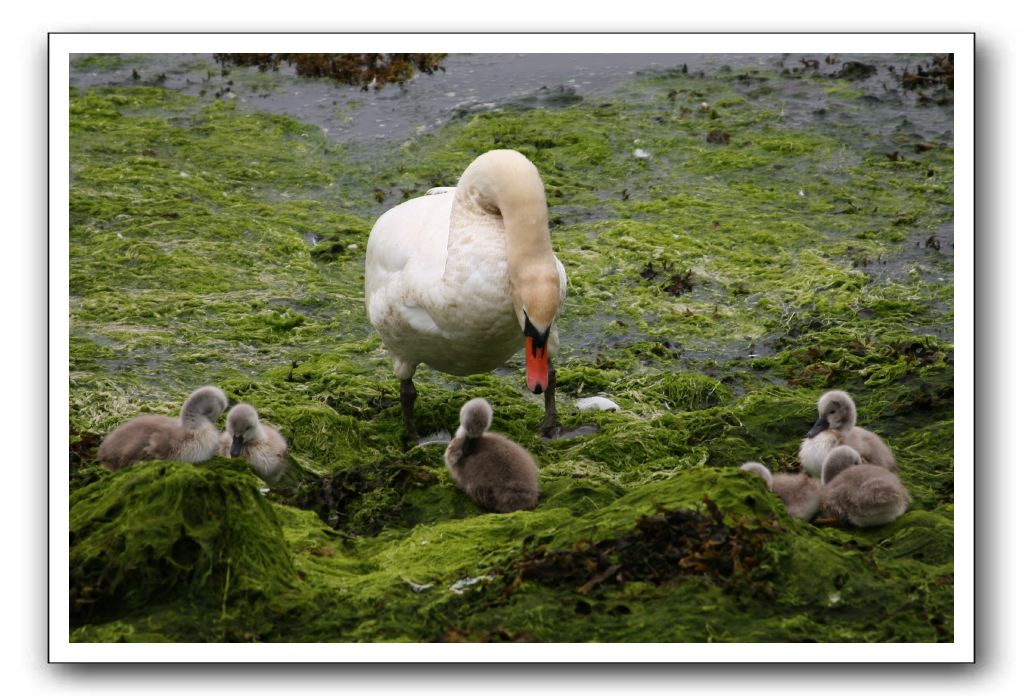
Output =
[
  {"x1": 555, "y1": 256, "x2": 568, "y2": 302},
  {"x1": 368, "y1": 230, "x2": 414, "y2": 274},
  {"x1": 398, "y1": 304, "x2": 444, "y2": 338}
]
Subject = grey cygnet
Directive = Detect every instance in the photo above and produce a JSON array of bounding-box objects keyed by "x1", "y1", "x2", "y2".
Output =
[{"x1": 444, "y1": 398, "x2": 540, "y2": 513}]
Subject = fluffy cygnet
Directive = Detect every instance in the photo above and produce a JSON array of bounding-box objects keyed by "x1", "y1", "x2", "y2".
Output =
[
  {"x1": 740, "y1": 461, "x2": 822, "y2": 521},
  {"x1": 98, "y1": 385, "x2": 228, "y2": 471},
  {"x1": 799, "y1": 390, "x2": 896, "y2": 478},
  {"x1": 218, "y1": 403, "x2": 290, "y2": 485},
  {"x1": 443, "y1": 398, "x2": 540, "y2": 513},
  {"x1": 819, "y1": 445, "x2": 910, "y2": 527}
]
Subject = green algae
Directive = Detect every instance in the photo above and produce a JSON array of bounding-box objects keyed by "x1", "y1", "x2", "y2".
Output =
[
  {"x1": 68, "y1": 463, "x2": 949, "y2": 642},
  {"x1": 72, "y1": 54, "x2": 143, "y2": 72},
  {"x1": 68, "y1": 61, "x2": 954, "y2": 642},
  {"x1": 70, "y1": 459, "x2": 296, "y2": 627}
]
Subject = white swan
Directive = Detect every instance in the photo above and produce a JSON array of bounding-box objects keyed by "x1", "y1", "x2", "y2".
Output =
[{"x1": 365, "y1": 150, "x2": 567, "y2": 438}]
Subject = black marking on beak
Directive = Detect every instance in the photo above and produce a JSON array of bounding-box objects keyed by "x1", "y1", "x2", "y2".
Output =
[
  {"x1": 523, "y1": 312, "x2": 550, "y2": 353},
  {"x1": 230, "y1": 435, "x2": 244, "y2": 457},
  {"x1": 806, "y1": 417, "x2": 828, "y2": 439}
]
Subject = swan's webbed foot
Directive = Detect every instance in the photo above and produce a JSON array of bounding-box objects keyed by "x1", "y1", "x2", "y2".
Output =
[
  {"x1": 540, "y1": 416, "x2": 562, "y2": 439},
  {"x1": 538, "y1": 365, "x2": 600, "y2": 441}
]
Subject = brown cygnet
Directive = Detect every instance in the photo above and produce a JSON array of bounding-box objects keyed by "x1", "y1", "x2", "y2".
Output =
[
  {"x1": 820, "y1": 445, "x2": 910, "y2": 527},
  {"x1": 219, "y1": 403, "x2": 289, "y2": 485},
  {"x1": 799, "y1": 390, "x2": 896, "y2": 478},
  {"x1": 98, "y1": 385, "x2": 228, "y2": 471},
  {"x1": 444, "y1": 398, "x2": 540, "y2": 513},
  {"x1": 740, "y1": 461, "x2": 822, "y2": 521}
]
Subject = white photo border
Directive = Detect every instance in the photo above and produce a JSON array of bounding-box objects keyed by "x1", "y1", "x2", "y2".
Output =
[{"x1": 51, "y1": 32, "x2": 974, "y2": 663}]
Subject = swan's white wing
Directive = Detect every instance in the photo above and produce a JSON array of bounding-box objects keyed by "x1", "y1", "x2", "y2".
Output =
[
  {"x1": 555, "y1": 255, "x2": 568, "y2": 302},
  {"x1": 398, "y1": 305, "x2": 443, "y2": 337},
  {"x1": 366, "y1": 192, "x2": 520, "y2": 376},
  {"x1": 365, "y1": 193, "x2": 452, "y2": 342},
  {"x1": 544, "y1": 255, "x2": 569, "y2": 360}
]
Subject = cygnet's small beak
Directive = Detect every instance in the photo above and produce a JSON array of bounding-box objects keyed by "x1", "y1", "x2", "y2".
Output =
[
  {"x1": 806, "y1": 417, "x2": 828, "y2": 439},
  {"x1": 524, "y1": 336, "x2": 549, "y2": 395},
  {"x1": 230, "y1": 434, "x2": 244, "y2": 457}
]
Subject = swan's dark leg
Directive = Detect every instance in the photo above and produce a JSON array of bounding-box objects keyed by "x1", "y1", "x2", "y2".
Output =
[
  {"x1": 400, "y1": 377, "x2": 419, "y2": 441},
  {"x1": 540, "y1": 363, "x2": 561, "y2": 438}
]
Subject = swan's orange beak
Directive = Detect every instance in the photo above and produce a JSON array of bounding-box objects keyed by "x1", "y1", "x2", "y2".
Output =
[{"x1": 525, "y1": 336, "x2": 549, "y2": 394}]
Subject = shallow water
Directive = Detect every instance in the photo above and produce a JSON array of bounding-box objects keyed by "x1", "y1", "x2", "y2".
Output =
[{"x1": 70, "y1": 52, "x2": 951, "y2": 148}]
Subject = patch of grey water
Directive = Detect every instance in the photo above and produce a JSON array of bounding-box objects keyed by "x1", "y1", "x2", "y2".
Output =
[{"x1": 70, "y1": 53, "x2": 808, "y2": 146}]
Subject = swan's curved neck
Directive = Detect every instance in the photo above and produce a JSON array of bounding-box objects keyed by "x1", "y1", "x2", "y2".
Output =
[
  {"x1": 181, "y1": 409, "x2": 209, "y2": 429},
  {"x1": 180, "y1": 392, "x2": 218, "y2": 429},
  {"x1": 822, "y1": 454, "x2": 856, "y2": 485},
  {"x1": 452, "y1": 151, "x2": 560, "y2": 327}
]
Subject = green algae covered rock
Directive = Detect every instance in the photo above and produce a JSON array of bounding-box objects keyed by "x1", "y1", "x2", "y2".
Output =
[{"x1": 70, "y1": 459, "x2": 296, "y2": 627}]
